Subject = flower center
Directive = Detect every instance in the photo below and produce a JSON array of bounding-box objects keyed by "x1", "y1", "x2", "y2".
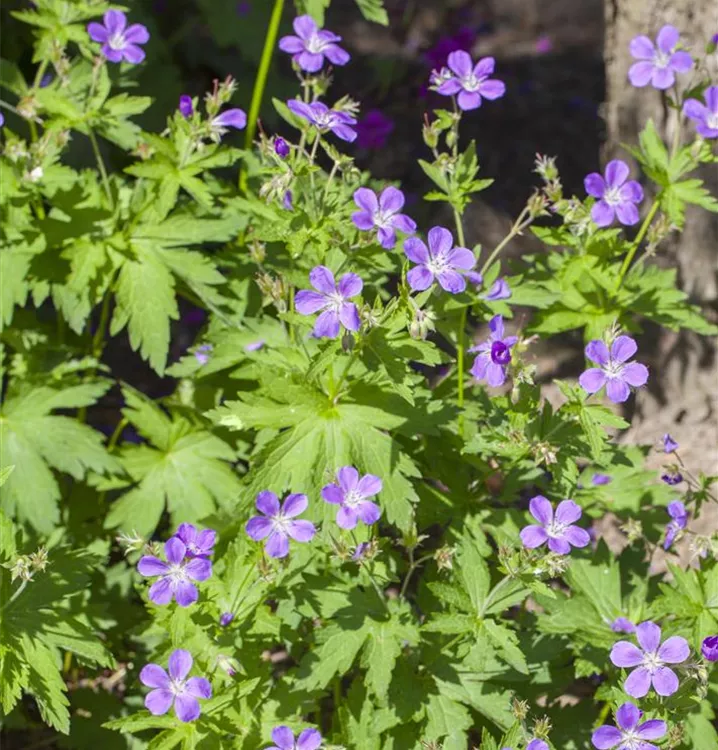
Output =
[
  {"x1": 372, "y1": 209, "x2": 393, "y2": 229},
  {"x1": 706, "y1": 112, "x2": 718, "y2": 129},
  {"x1": 546, "y1": 521, "x2": 567, "y2": 539},
  {"x1": 653, "y1": 50, "x2": 671, "y2": 69},
  {"x1": 603, "y1": 359, "x2": 625, "y2": 378},
  {"x1": 167, "y1": 563, "x2": 189, "y2": 584},
  {"x1": 271, "y1": 513, "x2": 291, "y2": 535},
  {"x1": 344, "y1": 490, "x2": 363, "y2": 508},
  {"x1": 108, "y1": 31, "x2": 126, "y2": 50},
  {"x1": 306, "y1": 34, "x2": 329, "y2": 54},
  {"x1": 169, "y1": 678, "x2": 186, "y2": 696},
  {"x1": 426, "y1": 254, "x2": 449, "y2": 276},
  {"x1": 642, "y1": 650, "x2": 662, "y2": 673},
  {"x1": 490, "y1": 341, "x2": 511, "y2": 366},
  {"x1": 604, "y1": 186, "x2": 623, "y2": 206},
  {"x1": 328, "y1": 292, "x2": 345, "y2": 312},
  {"x1": 620, "y1": 730, "x2": 641, "y2": 749},
  {"x1": 462, "y1": 73, "x2": 484, "y2": 92}
]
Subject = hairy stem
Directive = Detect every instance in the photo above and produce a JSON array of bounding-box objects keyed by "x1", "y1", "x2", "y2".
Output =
[
  {"x1": 479, "y1": 208, "x2": 531, "y2": 276},
  {"x1": 239, "y1": 0, "x2": 285, "y2": 192}
]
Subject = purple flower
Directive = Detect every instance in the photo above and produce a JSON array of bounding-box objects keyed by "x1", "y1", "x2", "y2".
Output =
[
  {"x1": 520, "y1": 496, "x2": 591, "y2": 555},
  {"x1": 283, "y1": 190, "x2": 293, "y2": 211},
  {"x1": 0, "y1": 113, "x2": 4, "y2": 127},
  {"x1": 278, "y1": 15, "x2": 349, "y2": 73},
  {"x1": 592, "y1": 702, "x2": 666, "y2": 750},
  {"x1": 220, "y1": 611, "x2": 234, "y2": 627},
  {"x1": 321, "y1": 466, "x2": 382, "y2": 530},
  {"x1": 536, "y1": 35, "x2": 552, "y2": 54},
  {"x1": 87, "y1": 10, "x2": 149, "y2": 64},
  {"x1": 245, "y1": 491, "x2": 316, "y2": 559},
  {"x1": 356, "y1": 110, "x2": 394, "y2": 149},
  {"x1": 628, "y1": 25, "x2": 693, "y2": 90},
  {"x1": 274, "y1": 136, "x2": 290, "y2": 158},
  {"x1": 194, "y1": 344, "x2": 212, "y2": 365},
  {"x1": 683, "y1": 86, "x2": 718, "y2": 139},
  {"x1": 179, "y1": 95, "x2": 193, "y2": 118},
  {"x1": 266, "y1": 726, "x2": 322, "y2": 750},
  {"x1": 663, "y1": 433, "x2": 678, "y2": 453},
  {"x1": 174, "y1": 523, "x2": 216, "y2": 558},
  {"x1": 469, "y1": 315, "x2": 518, "y2": 387},
  {"x1": 483, "y1": 278, "x2": 511, "y2": 301},
  {"x1": 434, "y1": 51, "x2": 506, "y2": 111},
  {"x1": 211, "y1": 108, "x2": 247, "y2": 137},
  {"x1": 702, "y1": 635, "x2": 718, "y2": 661},
  {"x1": 584, "y1": 160, "x2": 644, "y2": 227},
  {"x1": 295, "y1": 266, "x2": 363, "y2": 339},
  {"x1": 286, "y1": 100, "x2": 357, "y2": 142},
  {"x1": 137, "y1": 538, "x2": 212, "y2": 607},
  {"x1": 663, "y1": 500, "x2": 688, "y2": 550},
  {"x1": 660, "y1": 471, "x2": 683, "y2": 486},
  {"x1": 592, "y1": 473, "x2": 612, "y2": 486},
  {"x1": 352, "y1": 542, "x2": 370, "y2": 561},
  {"x1": 425, "y1": 28, "x2": 476, "y2": 70},
  {"x1": 527, "y1": 741, "x2": 549, "y2": 750},
  {"x1": 404, "y1": 227, "x2": 476, "y2": 294},
  {"x1": 245, "y1": 339, "x2": 265, "y2": 352},
  {"x1": 578, "y1": 336, "x2": 649, "y2": 403},
  {"x1": 611, "y1": 617, "x2": 636, "y2": 634},
  {"x1": 352, "y1": 187, "x2": 416, "y2": 249},
  {"x1": 610, "y1": 620, "x2": 690, "y2": 697},
  {"x1": 139, "y1": 649, "x2": 211, "y2": 723}
]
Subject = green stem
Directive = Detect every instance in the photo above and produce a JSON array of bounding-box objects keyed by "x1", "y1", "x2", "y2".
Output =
[
  {"x1": 457, "y1": 306, "x2": 467, "y2": 436},
  {"x1": 239, "y1": 0, "x2": 285, "y2": 192},
  {"x1": 615, "y1": 199, "x2": 659, "y2": 291},
  {"x1": 322, "y1": 160, "x2": 340, "y2": 207},
  {"x1": 1, "y1": 580, "x2": 28, "y2": 612},
  {"x1": 330, "y1": 346, "x2": 359, "y2": 402},
  {"x1": 88, "y1": 129, "x2": 113, "y2": 208},
  {"x1": 92, "y1": 285, "x2": 114, "y2": 359},
  {"x1": 399, "y1": 553, "x2": 433, "y2": 600},
  {"x1": 479, "y1": 209, "x2": 530, "y2": 276}
]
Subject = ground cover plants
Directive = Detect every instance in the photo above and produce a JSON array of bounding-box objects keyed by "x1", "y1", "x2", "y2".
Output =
[{"x1": 1, "y1": 1, "x2": 717, "y2": 748}]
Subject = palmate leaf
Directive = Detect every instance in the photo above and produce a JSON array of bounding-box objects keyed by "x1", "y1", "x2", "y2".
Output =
[
  {"x1": 0, "y1": 381, "x2": 120, "y2": 532},
  {"x1": 105, "y1": 387, "x2": 242, "y2": 536}
]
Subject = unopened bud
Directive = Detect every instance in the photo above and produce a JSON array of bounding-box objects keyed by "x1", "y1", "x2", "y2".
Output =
[{"x1": 434, "y1": 545, "x2": 455, "y2": 571}]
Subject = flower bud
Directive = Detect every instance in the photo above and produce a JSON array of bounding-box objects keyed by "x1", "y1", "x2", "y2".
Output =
[
  {"x1": 434, "y1": 546, "x2": 455, "y2": 571},
  {"x1": 702, "y1": 634, "x2": 718, "y2": 661},
  {"x1": 220, "y1": 612, "x2": 234, "y2": 627},
  {"x1": 274, "y1": 137, "x2": 290, "y2": 159},
  {"x1": 179, "y1": 95, "x2": 193, "y2": 118}
]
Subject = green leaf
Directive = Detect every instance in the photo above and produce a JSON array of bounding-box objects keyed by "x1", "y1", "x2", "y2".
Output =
[
  {"x1": 111, "y1": 248, "x2": 179, "y2": 374},
  {"x1": 482, "y1": 619, "x2": 529, "y2": 674},
  {"x1": 354, "y1": 0, "x2": 389, "y2": 25},
  {"x1": 425, "y1": 693, "x2": 472, "y2": 750},
  {"x1": 457, "y1": 534, "x2": 491, "y2": 614}
]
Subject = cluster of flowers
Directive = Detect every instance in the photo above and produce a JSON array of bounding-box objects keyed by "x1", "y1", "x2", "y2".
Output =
[
  {"x1": 88, "y1": 9, "x2": 718, "y2": 743},
  {"x1": 246, "y1": 466, "x2": 382, "y2": 558}
]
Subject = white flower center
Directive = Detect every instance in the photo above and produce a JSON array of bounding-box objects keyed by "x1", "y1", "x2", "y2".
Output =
[
  {"x1": 620, "y1": 731, "x2": 641, "y2": 749},
  {"x1": 169, "y1": 678, "x2": 186, "y2": 696},
  {"x1": 167, "y1": 563, "x2": 189, "y2": 584},
  {"x1": 546, "y1": 521, "x2": 567, "y2": 539},
  {"x1": 461, "y1": 73, "x2": 484, "y2": 92},
  {"x1": 706, "y1": 112, "x2": 718, "y2": 129},
  {"x1": 372, "y1": 209, "x2": 394, "y2": 229},
  {"x1": 271, "y1": 513, "x2": 291, "y2": 534},
  {"x1": 344, "y1": 490, "x2": 363, "y2": 508},
  {"x1": 642, "y1": 650, "x2": 663, "y2": 673},
  {"x1": 306, "y1": 34, "x2": 329, "y2": 54},
  {"x1": 108, "y1": 31, "x2": 126, "y2": 50},
  {"x1": 603, "y1": 359, "x2": 625, "y2": 378},
  {"x1": 327, "y1": 292, "x2": 345, "y2": 312},
  {"x1": 653, "y1": 50, "x2": 671, "y2": 69},
  {"x1": 426, "y1": 255, "x2": 449, "y2": 276},
  {"x1": 604, "y1": 186, "x2": 623, "y2": 206}
]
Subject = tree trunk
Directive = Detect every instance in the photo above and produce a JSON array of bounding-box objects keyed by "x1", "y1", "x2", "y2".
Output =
[{"x1": 604, "y1": 0, "x2": 718, "y2": 483}]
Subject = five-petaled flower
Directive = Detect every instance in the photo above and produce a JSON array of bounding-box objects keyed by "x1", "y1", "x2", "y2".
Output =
[
  {"x1": 87, "y1": 10, "x2": 150, "y2": 64},
  {"x1": 584, "y1": 160, "x2": 644, "y2": 227},
  {"x1": 352, "y1": 187, "x2": 416, "y2": 249},
  {"x1": 683, "y1": 86, "x2": 718, "y2": 139},
  {"x1": 663, "y1": 500, "x2": 688, "y2": 550},
  {"x1": 469, "y1": 314, "x2": 518, "y2": 387},
  {"x1": 322, "y1": 466, "x2": 382, "y2": 530},
  {"x1": 246, "y1": 491, "x2": 316, "y2": 559},
  {"x1": 173, "y1": 523, "x2": 216, "y2": 559},
  {"x1": 137, "y1": 537, "x2": 212, "y2": 607},
  {"x1": 591, "y1": 701, "x2": 666, "y2": 750},
  {"x1": 295, "y1": 266, "x2": 363, "y2": 339},
  {"x1": 702, "y1": 635, "x2": 718, "y2": 662},
  {"x1": 610, "y1": 620, "x2": 689, "y2": 697},
  {"x1": 279, "y1": 15, "x2": 349, "y2": 73},
  {"x1": 519, "y1": 496, "x2": 591, "y2": 555},
  {"x1": 404, "y1": 226, "x2": 476, "y2": 294},
  {"x1": 266, "y1": 725, "x2": 323, "y2": 750},
  {"x1": 579, "y1": 335, "x2": 649, "y2": 403},
  {"x1": 628, "y1": 25, "x2": 693, "y2": 90},
  {"x1": 433, "y1": 51, "x2": 506, "y2": 111},
  {"x1": 287, "y1": 100, "x2": 357, "y2": 142},
  {"x1": 140, "y1": 649, "x2": 211, "y2": 723}
]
